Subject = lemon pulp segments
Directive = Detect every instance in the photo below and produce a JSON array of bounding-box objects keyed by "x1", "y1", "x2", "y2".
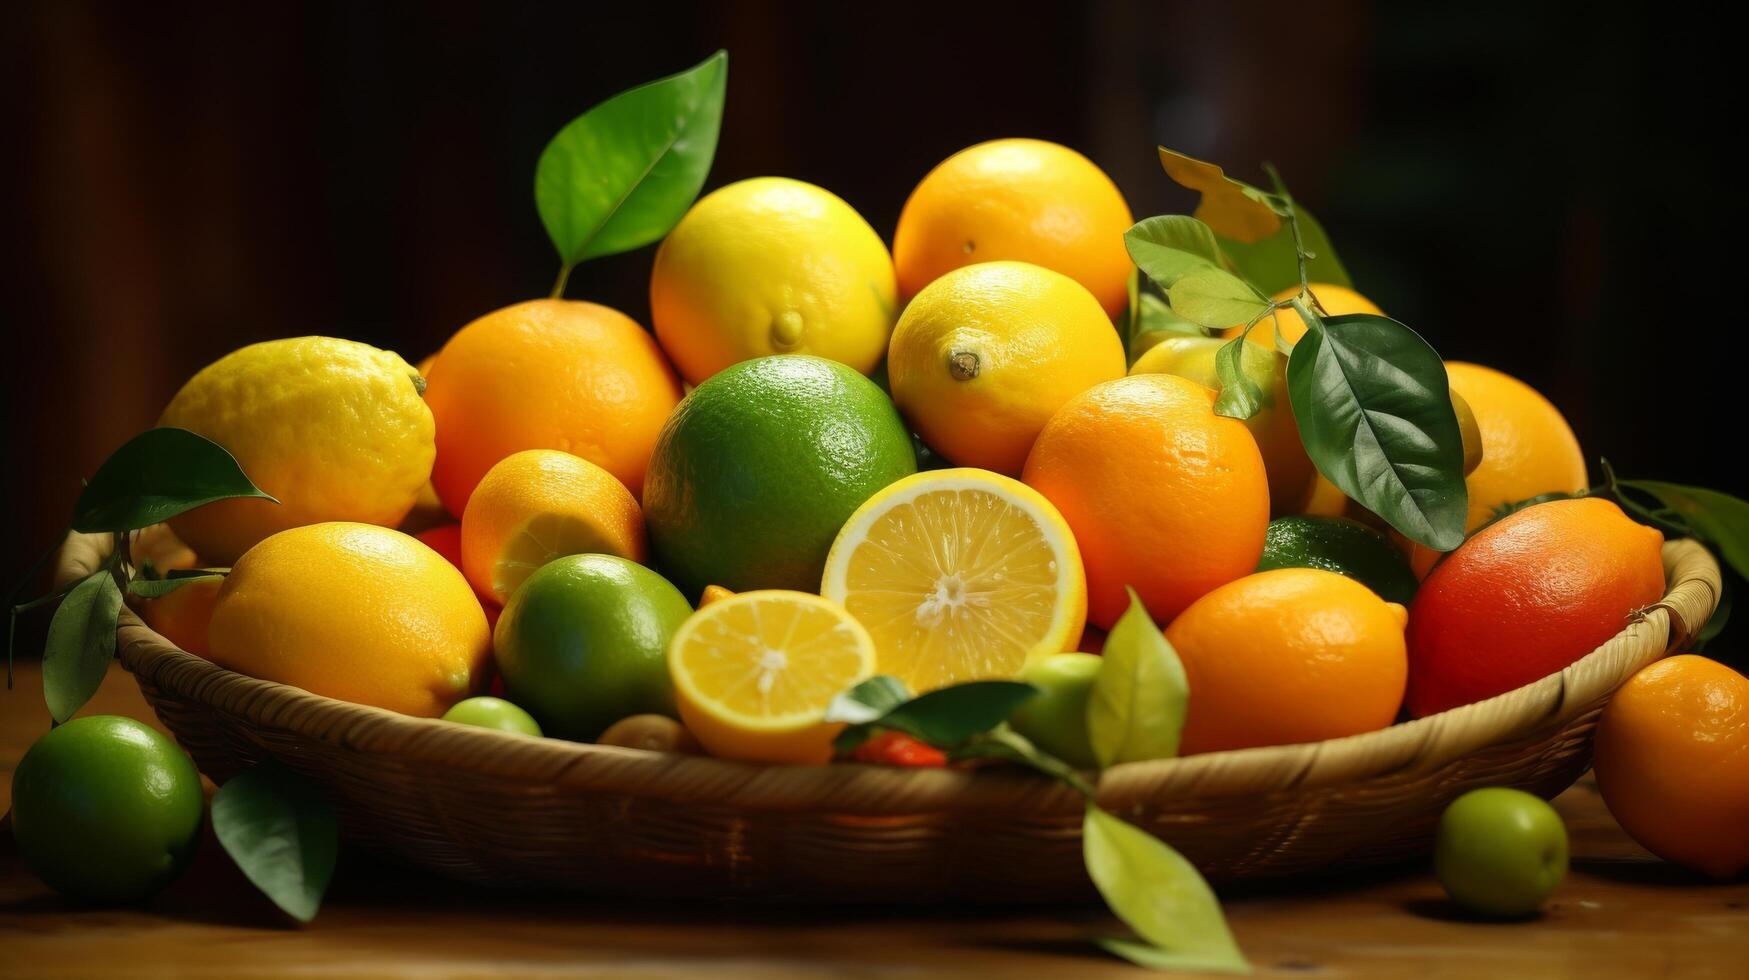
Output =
[
  {"x1": 671, "y1": 591, "x2": 875, "y2": 731},
  {"x1": 493, "y1": 513, "x2": 621, "y2": 601},
  {"x1": 822, "y1": 469, "x2": 1086, "y2": 691}
]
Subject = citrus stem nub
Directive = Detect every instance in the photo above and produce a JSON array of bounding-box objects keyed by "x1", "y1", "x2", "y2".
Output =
[
  {"x1": 771, "y1": 311, "x2": 805, "y2": 350},
  {"x1": 949, "y1": 350, "x2": 980, "y2": 381}
]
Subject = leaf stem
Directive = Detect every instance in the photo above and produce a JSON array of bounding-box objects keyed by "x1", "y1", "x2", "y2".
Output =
[{"x1": 549, "y1": 263, "x2": 574, "y2": 300}]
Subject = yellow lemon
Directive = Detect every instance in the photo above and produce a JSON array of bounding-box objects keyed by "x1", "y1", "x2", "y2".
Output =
[
  {"x1": 650, "y1": 177, "x2": 897, "y2": 385},
  {"x1": 887, "y1": 261, "x2": 1125, "y2": 474},
  {"x1": 160, "y1": 337, "x2": 434, "y2": 564},
  {"x1": 669, "y1": 590, "x2": 876, "y2": 765},
  {"x1": 207, "y1": 522, "x2": 491, "y2": 717},
  {"x1": 820, "y1": 468, "x2": 1086, "y2": 692}
]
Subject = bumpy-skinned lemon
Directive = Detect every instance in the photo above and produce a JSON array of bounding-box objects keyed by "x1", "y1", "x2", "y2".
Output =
[
  {"x1": 650, "y1": 177, "x2": 898, "y2": 384},
  {"x1": 160, "y1": 337, "x2": 434, "y2": 564},
  {"x1": 208, "y1": 522, "x2": 491, "y2": 716},
  {"x1": 887, "y1": 261, "x2": 1125, "y2": 475}
]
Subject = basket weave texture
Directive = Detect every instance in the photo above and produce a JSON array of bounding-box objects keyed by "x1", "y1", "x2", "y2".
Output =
[{"x1": 57, "y1": 528, "x2": 1719, "y2": 901}]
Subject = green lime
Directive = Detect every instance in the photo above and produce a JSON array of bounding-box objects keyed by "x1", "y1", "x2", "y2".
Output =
[
  {"x1": 1011, "y1": 652, "x2": 1102, "y2": 769},
  {"x1": 493, "y1": 554, "x2": 692, "y2": 741},
  {"x1": 441, "y1": 696, "x2": 543, "y2": 737},
  {"x1": 9, "y1": 715, "x2": 204, "y2": 904},
  {"x1": 1257, "y1": 515, "x2": 1419, "y2": 605},
  {"x1": 642, "y1": 355, "x2": 917, "y2": 597}
]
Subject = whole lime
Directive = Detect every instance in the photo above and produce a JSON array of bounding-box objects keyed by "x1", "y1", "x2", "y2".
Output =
[
  {"x1": 1010, "y1": 652, "x2": 1102, "y2": 769},
  {"x1": 441, "y1": 696, "x2": 543, "y2": 737},
  {"x1": 1256, "y1": 515, "x2": 1419, "y2": 605},
  {"x1": 641, "y1": 355, "x2": 917, "y2": 597},
  {"x1": 1434, "y1": 787, "x2": 1569, "y2": 917},
  {"x1": 10, "y1": 715, "x2": 204, "y2": 904},
  {"x1": 493, "y1": 554, "x2": 692, "y2": 741}
]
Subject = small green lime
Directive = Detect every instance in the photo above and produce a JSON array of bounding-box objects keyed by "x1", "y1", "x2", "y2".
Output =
[
  {"x1": 1010, "y1": 653, "x2": 1102, "y2": 769},
  {"x1": 641, "y1": 355, "x2": 917, "y2": 598},
  {"x1": 1435, "y1": 787, "x2": 1569, "y2": 917},
  {"x1": 10, "y1": 715, "x2": 204, "y2": 905},
  {"x1": 493, "y1": 554, "x2": 692, "y2": 741},
  {"x1": 441, "y1": 696, "x2": 543, "y2": 737},
  {"x1": 1257, "y1": 515, "x2": 1419, "y2": 605}
]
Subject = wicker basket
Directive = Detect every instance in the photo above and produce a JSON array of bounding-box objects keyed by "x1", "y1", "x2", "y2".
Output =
[{"x1": 56, "y1": 527, "x2": 1719, "y2": 902}]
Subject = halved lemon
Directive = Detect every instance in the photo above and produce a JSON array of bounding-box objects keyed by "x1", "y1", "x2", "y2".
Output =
[
  {"x1": 668, "y1": 590, "x2": 876, "y2": 765},
  {"x1": 460, "y1": 449, "x2": 646, "y2": 604},
  {"x1": 820, "y1": 468, "x2": 1087, "y2": 691}
]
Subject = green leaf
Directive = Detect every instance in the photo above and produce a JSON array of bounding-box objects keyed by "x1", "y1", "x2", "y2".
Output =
[
  {"x1": 535, "y1": 50, "x2": 727, "y2": 271},
  {"x1": 212, "y1": 762, "x2": 339, "y2": 923},
  {"x1": 127, "y1": 572, "x2": 226, "y2": 598},
  {"x1": 1084, "y1": 804, "x2": 1249, "y2": 972},
  {"x1": 1616, "y1": 481, "x2": 1749, "y2": 583},
  {"x1": 1089, "y1": 589, "x2": 1189, "y2": 767},
  {"x1": 824, "y1": 675, "x2": 910, "y2": 725},
  {"x1": 1218, "y1": 203, "x2": 1351, "y2": 295},
  {"x1": 42, "y1": 569, "x2": 124, "y2": 723},
  {"x1": 1130, "y1": 289, "x2": 1207, "y2": 363},
  {"x1": 1165, "y1": 267, "x2": 1270, "y2": 330},
  {"x1": 72, "y1": 428, "x2": 276, "y2": 534},
  {"x1": 1287, "y1": 313, "x2": 1468, "y2": 551},
  {"x1": 1212, "y1": 334, "x2": 1266, "y2": 421},
  {"x1": 948, "y1": 726, "x2": 1095, "y2": 797},
  {"x1": 1156, "y1": 148, "x2": 1281, "y2": 244},
  {"x1": 833, "y1": 680, "x2": 1037, "y2": 754},
  {"x1": 1124, "y1": 216, "x2": 1225, "y2": 288}
]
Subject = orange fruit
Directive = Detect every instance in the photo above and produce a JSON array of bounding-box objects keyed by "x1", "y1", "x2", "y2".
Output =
[
  {"x1": 139, "y1": 574, "x2": 223, "y2": 656},
  {"x1": 887, "y1": 261, "x2": 1126, "y2": 474},
  {"x1": 1405, "y1": 497, "x2": 1664, "y2": 717},
  {"x1": 1593, "y1": 655, "x2": 1749, "y2": 879},
  {"x1": 1222, "y1": 283, "x2": 1383, "y2": 352},
  {"x1": 425, "y1": 299, "x2": 683, "y2": 513},
  {"x1": 1402, "y1": 362, "x2": 1589, "y2": 578},
  {"x1": 207, "y1": 523, "x2": 491, "y2": 716},
  {"x1": 459, "y1": 449, "x2": 646, "y2": 605},
  {"x1": 1022, "y1": 374, "x2": 1269, "y2": 628},
  {"x1": 414, "y1": 523, "x2": 501, "y2": 632},
  {"x1": 1165, "y1": 568, "x2": 1408, "y2": 754},
  {"x1": 893, "y1": 139, "x2": 1134, "y2": 318},
  {"x1": 698, "y1": 585, "x2": 735, "y2": 606}
]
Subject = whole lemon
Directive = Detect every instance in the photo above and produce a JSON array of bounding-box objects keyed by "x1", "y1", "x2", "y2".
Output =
[
  {"x1": 207, "y1": 522, "x2": 492, "y2": 717},
  {"x1": 160, "y1": 337, "x2": 434, "y2": 564},
  {"x1": 888, "y1": 261, "x2": 1125, "y2": 475},
  {"x1": 650, "y1": 177, "x2": 897, "y2": 385}
]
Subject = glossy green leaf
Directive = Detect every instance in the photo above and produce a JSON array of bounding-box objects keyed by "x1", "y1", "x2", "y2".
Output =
[
  {"x1": 1617, "y1": 480, "x2": 1749, "y2": 583},
  {"x1": 1089, "y1": 589, "x2": 1188, "y2": 767},
  {"x1": 824, "y1": 675, "x2": 910, "y2": 725},
  {"x1": 833, "y1": 681, "x2": 1037, "y2": 753},
  {"x1": 1287, "y1": 313, "x2": 1468, "y2": 551},
  {"x1": 127, "y1": 572, "x2": 226, "y2": 598},
  {"x1": 1212, "y1": 334, "x2": 1266, "y2": 420},
  {"x1": 1084, "y1": 804, "x2": 1249, "y2": 972},
  {"x1": 71, "y1": 428, "x2": 275, "y2": 534},
  {"x1": 1124, "y1": 216, "x2": 1225, "y2": 288},
  {"x1": 42, "y1": 569, "x2": 123, "y2": 723},
  {"x1": 212, "y1": 762, "x2": 339, "y2": 923},
  {"x1": 535, "y1": 50, "x2": 727, "y2": 270},
  {"x1": 1165, "y1": 267, "x2": 1270, "y2": 330},
  {"x1": 1218, "y1": 204, "x2": 1351, "y2": 295}
]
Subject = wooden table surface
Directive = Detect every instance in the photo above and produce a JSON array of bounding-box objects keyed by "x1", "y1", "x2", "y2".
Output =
[{"x1": 2, "y1": 661, "x2": 1745, "y2": 978}]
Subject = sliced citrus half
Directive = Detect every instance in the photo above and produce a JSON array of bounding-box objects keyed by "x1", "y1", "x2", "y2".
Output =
[
  {"x1": 668, "y1": 590, "x2": 876, "y2": 765},
  {"x1": 820, "y1": 467, "x2": 1087, "y2": 691},
  {"x1": 460, "y1": 449, "x2": 646, "y2": 604}
]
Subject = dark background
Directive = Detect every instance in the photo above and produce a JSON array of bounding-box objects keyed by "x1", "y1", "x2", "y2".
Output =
[{"x1": 2, "y1": 1, "x2": 1742, "y2": 656}]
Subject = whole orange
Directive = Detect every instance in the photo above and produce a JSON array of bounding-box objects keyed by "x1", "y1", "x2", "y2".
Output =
[
  {"x1": 1593, "y1": 655, "x2": 1749, "y2": 879},
  {"x1": 139, "y1": 574, "x2": 223, "y2": 657},
  {"x1": 1405, "y1": 497, "x2": 1664, "y2": 717},
  {"x1": 424, "y1": 299, "x2": 682, "y2": 514},
  {"x1": 893, "y1": 139, "x2": 1134, "y2": 318},
  {"x1": 414, "y1": 523, "x2": 502, "y2": 632},
  {"x1": 1022, "y1": 374, "x2": 1269, "y2": 628},
  {"x1": 1165, "y1": 568, "x2": 1408, "y2": 754}
]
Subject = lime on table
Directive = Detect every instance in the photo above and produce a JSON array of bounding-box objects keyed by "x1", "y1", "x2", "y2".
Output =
[
  {"x1": 641, "y1": 355, "x2": 917, "y2": 598},
  {"x1": 493, "y1": 554, "x2": 692, "y2": 741},
  {"x1": 9, "y1": 715, "x2": 205, "y2": 905},
  {"x1": 1257, "y1": 515, "x2": 1419, "y2": 605}
]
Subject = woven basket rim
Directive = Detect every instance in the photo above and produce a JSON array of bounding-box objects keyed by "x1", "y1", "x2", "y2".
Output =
[{"x1": 57, "y1": 529, "x2": 1720, "y2": 816}]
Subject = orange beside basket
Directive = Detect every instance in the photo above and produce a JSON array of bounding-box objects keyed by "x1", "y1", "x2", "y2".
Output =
[{"x1": 56, "y1": 527, "x2": 1720, "y2": 901}]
